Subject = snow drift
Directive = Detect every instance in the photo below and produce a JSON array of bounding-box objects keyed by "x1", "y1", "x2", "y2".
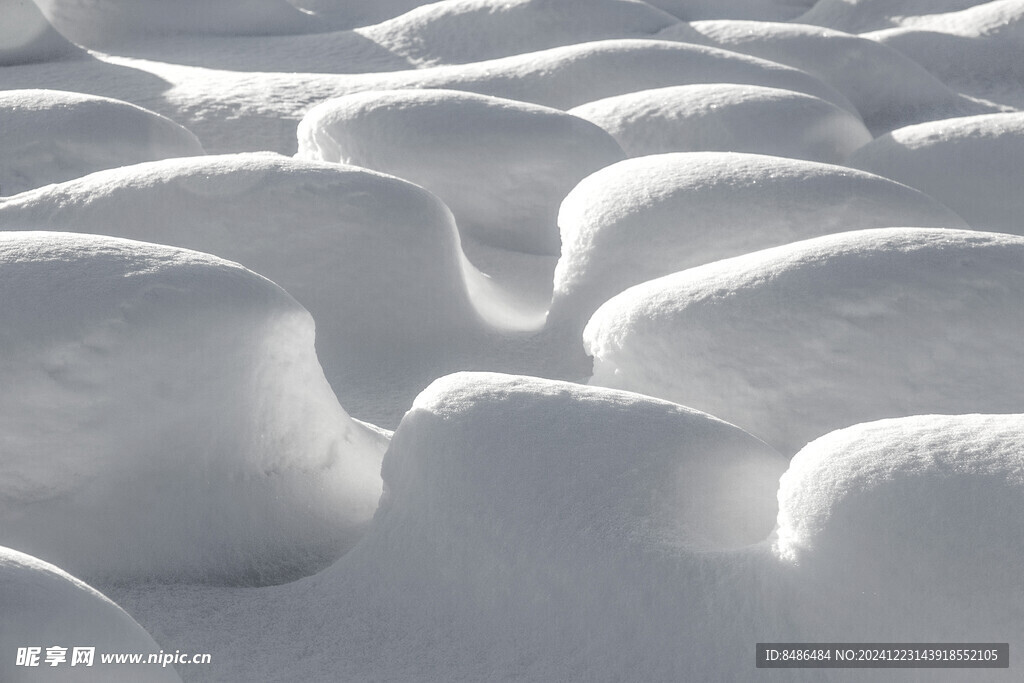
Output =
[
  {"x1": 794, "y1": 0, "x2": 992, "y2": 33},
  {"x1": 0, "y1": 232, "x2": 385, "y2": 584},
  {"x1": 0, "y1": 153, "x2": 508, "y2": 425},
  {"x1": 645, "y1": 0, "x2": 811, "y2": 22},
  {"x1": 585, "y1": 228, "x2": 1024, "y2": 455},
  {"x1": 0, "y1": 546, "x2": 181, "y2": 682},
  {"x1": 0, "y1": 0, "x2": 82, "y2": 66},
  {"x1": 0, "y1": 89, "x2": 204, "y2": 197},
  {"x1": 549, "y1": 152, "x2": 968, "y2": 343},
  {"x1": 654, "y1": 20, "x2": 991, "y2": 134},
  {"x1": 297, "y1": 89, "x2": 625, "y2": 255},
  {"x1": 777, "y1": 413, "x2": 1024, "y2": 644},
  {"x1": 354, "y1": 0, "x2": 678, "y2": 66},
  {"x1": 847, "y1": 112, "x2": 1024, "y2": 232},
  {"x1": 569, "y1": 83, "x2": 871, "y2": 162}
]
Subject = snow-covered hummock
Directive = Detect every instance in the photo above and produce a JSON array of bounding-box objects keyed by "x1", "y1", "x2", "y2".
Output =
[
  {"x1": 179, "y1": 372, "x2": 787, "y2": 681},
  {"x1": 0, "y1": 0, "x2": 83, "y2": 65},
  {"x1": 0, "y1": 154, "x2": 522, "y2": 425},
  {"x1": 354, "y1": 0, "x2": 679, "y2": 66},
  {"x1": 32, "y1": 0, "x2": 318, "y2": 46},
  {"x1": 585, "y1": 228, "x2": 1024, "y2": 456},
  {"x1": 549, "y1": 153, "x2": 967, "y2": 342},
  {"x1": 863, "y1": 1, "x2": 1024, "y2": 109},
  {"x1": 654, "y1": 20, "x2": 993, "y2": 134},
  {"x1": 0, "y1": 232, "x2": 386, "y2": 584},
  {"x1": 298, "y1": 89, "x2": 625, "y2": 255},
  {"x1": 794, "y1": 0, "x2": 993, "y2": 33},
  {"x1": 847, "y1": 113, "x2": 1024, "y2": 232},
  {"x1": 569, "y1": 84, "x2": 871, "y2": 162},
  {"x1": 644, "y1": 0, "x2": 811, "y2": 22},
  {"x1": 0, "y1": 90, "x2": 204, "y2": 197},
  {"x1": 777, "y1": 414, "x2": 1024, "y2": 642},
  {"x1": 0, "y1": 547, "x2": 181, "y2": 683},
  {"x1": 288, "y1": 0, "x2": 439, "y2": 29}
]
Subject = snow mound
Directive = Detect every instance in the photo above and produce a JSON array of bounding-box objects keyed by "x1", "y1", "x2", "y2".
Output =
[
  {"x1": 0, "y1": 232, "x2": 385, "y2": 584},
  {"x1": 354, "y1": 0, "x2": 678, "y2": 66},
  {"x1": 0, "y1": 0, "x2": 83, "y2": 65},
  {"x1": 655, "y1": 20, "x2": 992, "y2": 134},
  {"x1": 0, "y1": 89, "x2": 204, "y2": 197},
  {"x1": 550, "y1": 153, "x2": 967, "y2": 340},
  {"x1": 777, "y1": 413, "x2": 1024, "y2": 638},
  {"x1": 644, "y1": 0, "x2": 810, "y2": 22},
  {"x1": 0, "y1": 547, "x2": 181, "y2": 683},
  {"x1": 569, "y1": 84, "x2": 871, "y2": 162},
  {"x1": 33, "y1": 0, "x2": 318, "y2": 45},
  {"x1": 795, "y1": 0, "x2": 993, "y2": 33},
  {"x1": 848, "y1": 113, "x2": 1024, "y2": 232},
  {"x1": 287, "y1": 0, "x2": 439, "y2": 29},
  {"x1": 0, "y1": 154, "x2": 512, "y2": 425},
  {"x1": 298, "y1": 89, "x2": 625, "y2": 255},
  {"x1": 585, "y1": 228, "x2": 1024, "y2": 456}
]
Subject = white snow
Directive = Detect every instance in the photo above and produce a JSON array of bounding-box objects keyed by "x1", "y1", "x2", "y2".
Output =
[
  {"x1": 549, "y1": 152, "x2": 967, "y2": 344},
  {"x1": 777, "y1": 413, "x2": 1024, "y2": 642},
  {"x1": 644, "y1": 0, "x2": 811, "y2": 22},
  {"x1": 847, "y1": 112, "x2": 1024, "y2": 232},
  {"x1": 0, "y1": 89, "x2": 204, "y2": 197},
  {"x1": 0, "y1": 546, "x2": 181, "y2": 682},
  {"x1": 0, "y1": 0, "x2": 82, "y2": 66},
  {"x1": 569, "y1": 83, "x2": 871, "y2": 162},
  {"x1": 794, "y1": 0, "x2": 995, "y2": 33},
  {"x1": 0, "y1": 153, "x2": 523, "y2": 426},
  {"x1": 0, "y1": 232, "x2": 385, "y2": 584},
  {"x1": 585, "y1": 228, "x2": 1024, "y2": 455},
  {"x1": 353, "y1": 0, "x2": 679, "y2": 66},
  {"x1": 297, "y1": 88, "x2": 625, "y2": 255},
  {"x1": 654, "y1": 19, "x2": 996, "y2": 134}
]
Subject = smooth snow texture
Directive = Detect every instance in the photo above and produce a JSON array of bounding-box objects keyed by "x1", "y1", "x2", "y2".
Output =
[
  {"x1": 0, "y1": 232, "x2": 385, "y2": 584},
  {"x1": 777, "y1": 414, "x2": 1024, "y2": 641},
  {"x1": 569, "y1": 83, "x2": 871, "y2": 162},
  {"x1": 549, "y1": 152, "x2": 967, "y2": 339},
  {"x1": 795, "y1": 0, "x2": 995, "y2": 32},
  {"x1": 297, "y1": 89, "x2": 625, "y2": 255},
  {"x1": 33, "y1": 0, "x2": 318, "y2": 45},
  {"x1": 0, "y1": 0, "x2": 82, "y2": 65},
  {"x1": 0, "y1": 547, "x2": 181, "y2": 683},
  {"x1": 654, "y1": 20, "x2": 992, "y2": 134},
  {"x1": 0, "y1": 154, "x2": 521, "y2": 425},
  {"x1": 585, "y1": 228, "x2": 1024, "y2": 456},
  {"x1": 645, "y1": 0, "x2": 811, "y2": 21},
  {"x1": 354, "y1": 0, "x2": 679, "y2": 65},
  {"x1": 847, "y1": 113, "x2": 1024, "y2": 232},
  {"x1": 0, "y1": 89, "x2": 204, "y2": 197}
]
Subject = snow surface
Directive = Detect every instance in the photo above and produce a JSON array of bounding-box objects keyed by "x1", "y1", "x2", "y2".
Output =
[
  {"x1": 644, "y1": 0, "x2": 811, "y2": 22},
  {"x1": 0, "y1": 89, "x2": 204, "y2": 197},
  {"x1": 585, "y1": 228, "x2": 1024, "y2": 455},
  {"x1": 0, "y1": 232, "x2": 385, "y2": 584},
  {"x1": 655, "y1": 19, "x2": 997, "y2": 134},
  {"x1": 549, "y1": 152, "x2": 968, "y2": 348},
  {"x1": 297, "y1": 88, "x2": 625, "y2": 255},
  {"x1": 0, "y1": 153, "x2": 529, "y2": 426},
  {"x1": 0, "y1": 546, "x2": 181, "y2": 682},
  {"x1": 847, "y1": 112, "x2": 1024, "y2": 232},
  {"x1": 569, "y1": 83, "x2": 871, "y2": 162},
  {"x1": 795, "y1": 0, "x2": 996, "y2": 33},
  {"x1": 0, "y1": 0, "x2": 82, "y2": 66}
]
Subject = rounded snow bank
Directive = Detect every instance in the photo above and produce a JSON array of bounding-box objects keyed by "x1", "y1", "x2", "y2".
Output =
[
  {"x1": 383, "y1": 372, "x2": 786, "y2": 556},
  {"x1": 777, "y1": 414, "x2": 1024, "y2": 638},
  {"x1": 0, "y1": 232, "x2": 385, "y2": 584},
  {"x1": 585, "y1": 228, "x2": 1024, "y2": 455},
  {"x1": 355, "y1": 0, "x2": 678, "y2": 65},
  {"x1": 848, "y1": 113, "x2": 1024, "y2": 233},
  {"x1": 0, "y1": 547, "x2": 181, "y2": 683},
  {"x1": 0, "y1": 90, "x2": 204, "y2": 197},
  {"x1": 0, "y1": 154, "x2": 503, "y2": 422},
  {"x1": 0, "y1": 0, "x2": 82, "y2": 65},
  {"x1": 33, "y1": 0, "x2": 317, "y2": 45},
  {"x1": 655, "y1": 20, "x2": 989, "y2": 134},
  {"x1": 645, "y1": 0, "x2": 809, "y2": 21},
  {"x1": 795, "y1": 0, "x2": 989, "y2": 33},
  {"x1": 550, "y1": 153, "x2": 967, "y2": 337},
  {"x1": 298, "y1": 89, "x2": 625, "y2": 255},
  {"x1": 569, "y1": 84, "x2": 871, "y2": 162}
]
